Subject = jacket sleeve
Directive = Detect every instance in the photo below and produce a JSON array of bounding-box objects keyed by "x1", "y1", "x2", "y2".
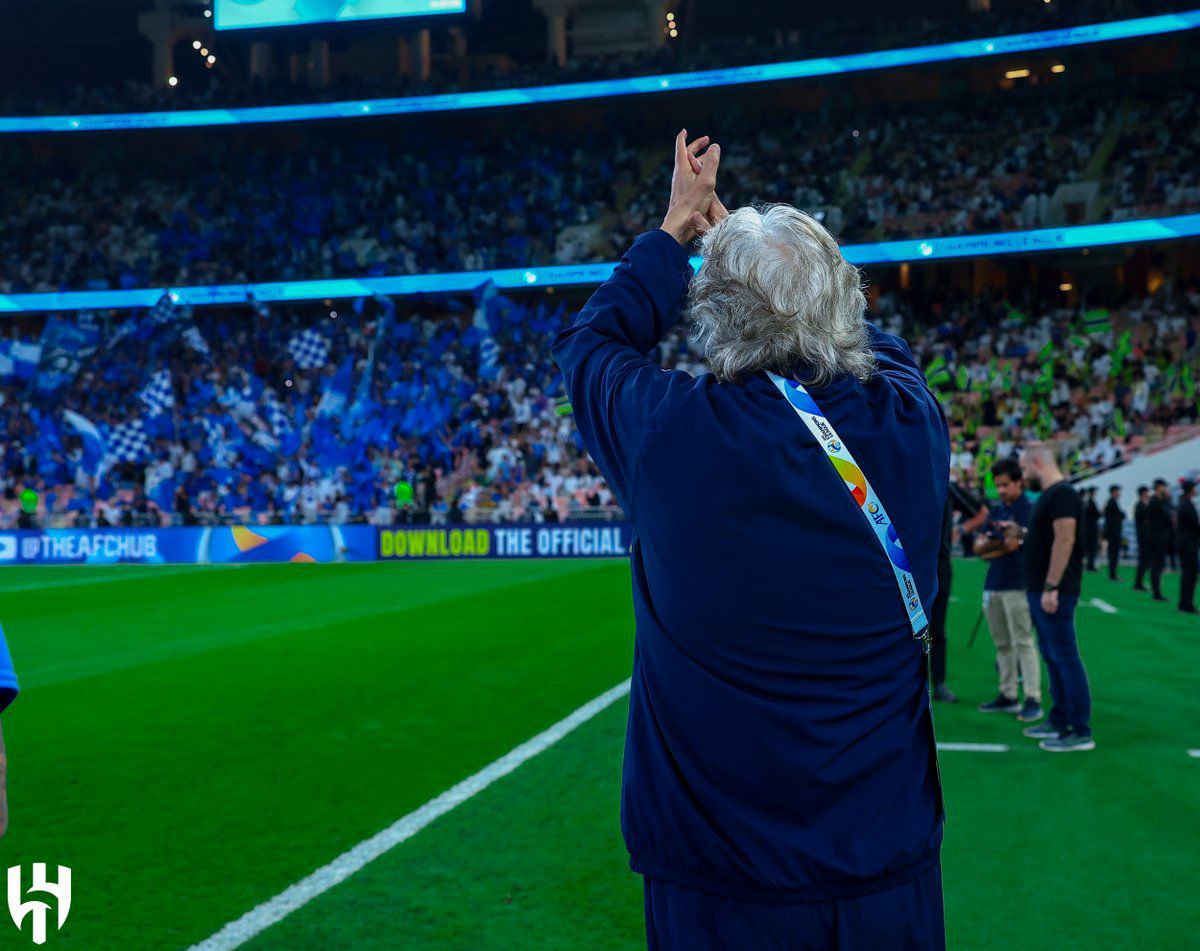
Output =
[
  {"x1": 868, "y1": 323, "x2": 925, "y2": 385},
  {"x1": 551, "y1": 230, "x2": 696, "y2": 516}
]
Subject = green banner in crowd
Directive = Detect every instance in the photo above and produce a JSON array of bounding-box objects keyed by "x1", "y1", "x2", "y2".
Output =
[{"x1": 1083, "y1": 308, "x2": 1110, "y2": 334}]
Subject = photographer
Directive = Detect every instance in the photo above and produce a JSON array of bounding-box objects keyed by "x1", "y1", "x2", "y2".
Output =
[{"x1": 973, "y1": 459, "x2": 1043, "y2": 721}]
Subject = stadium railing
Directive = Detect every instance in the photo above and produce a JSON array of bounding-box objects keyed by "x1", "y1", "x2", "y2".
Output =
[{"x1": 4, "y1": 214, "x2": 1200, "y2": 316}]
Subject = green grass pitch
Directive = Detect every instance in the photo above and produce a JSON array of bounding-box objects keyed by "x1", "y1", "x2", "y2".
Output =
[{"x1": 0, "y1": 558, "x2": 1197, "y2": 949}]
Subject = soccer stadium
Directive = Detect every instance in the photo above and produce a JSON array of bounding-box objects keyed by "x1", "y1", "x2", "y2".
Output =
[{"x1": 1, "y1": 0, "x2": 1199, "y2": 948}]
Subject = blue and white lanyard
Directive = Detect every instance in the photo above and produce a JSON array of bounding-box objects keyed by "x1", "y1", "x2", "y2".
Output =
[{"x1": 768, "y1": 372, "x2": 932, "y2": 654}]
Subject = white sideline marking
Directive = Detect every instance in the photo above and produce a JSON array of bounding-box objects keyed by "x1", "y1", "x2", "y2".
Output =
[
  {"x1": 189, "y1": 679, "x2": 633, "y2": 951},
  {"x1": 1088, "y1": 598, "x2": 1118, "y2": 614},
  {"x1": 0, "y1": 564, "x2": 232, "y2": 594},
  {"x1": 937, "y1": 742, "x2": 1009, "y2": 753}
]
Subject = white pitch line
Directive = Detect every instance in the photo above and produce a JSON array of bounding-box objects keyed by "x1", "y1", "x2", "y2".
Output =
[
  {"x1": 0, "y1": 564, "x2": 241, "y2": 594},
  {"x1": 1088, "y1": 598, "x2": 1118, "y2": 614},
  {"x1": 937, "y1": 742, "x2": 1010, "y2": 753},
  {"x1": 188, "y1": 679, "x2": 633, "y2": 951},
  {"x1": 1188, "y1": 749, "x2": 1200, "y2": 759}
]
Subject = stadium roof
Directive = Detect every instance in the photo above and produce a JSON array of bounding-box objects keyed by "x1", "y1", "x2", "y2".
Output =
[{"x1": 2, "y1": 9, "x2": 1197, "y2": 134}]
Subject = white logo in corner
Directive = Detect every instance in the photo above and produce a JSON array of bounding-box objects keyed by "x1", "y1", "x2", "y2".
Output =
[
  {"x1": 0, "y1": 535, "x2": 16, "y2": 562},
  {"x1": 7, "y1": 865, "x2": 71, "y2": 944}
]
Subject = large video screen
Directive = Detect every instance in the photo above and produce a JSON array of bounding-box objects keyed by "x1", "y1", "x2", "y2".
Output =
[{"x1": 214, "y1": 0, "x2": 467, "y2": 31}]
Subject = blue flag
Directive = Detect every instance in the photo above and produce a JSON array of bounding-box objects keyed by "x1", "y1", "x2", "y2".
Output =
[
  {"x1": 62, "y1": 409, "x2": 108, "y2": 475},
  {"x1": 318, "y1": 357, "x2": 354, "y2": 418},
  {"x1": 35, "y1": 317, "x2": 100, "y2": 396}
]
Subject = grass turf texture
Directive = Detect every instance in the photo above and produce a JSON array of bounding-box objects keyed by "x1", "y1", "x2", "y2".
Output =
[{"x1": 0, "y1": 559, "x2": 1196, "y2": 949}]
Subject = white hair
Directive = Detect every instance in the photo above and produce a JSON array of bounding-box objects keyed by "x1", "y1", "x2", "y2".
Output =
[{"x1": 688, "y1": 204, "x2": 874, "y2": 385}]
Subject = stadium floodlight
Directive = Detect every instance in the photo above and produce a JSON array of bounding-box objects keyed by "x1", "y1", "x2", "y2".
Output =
[
  {"x1": 0, "y1": 10, "x2": 1196, "y2": 134},
  {"x1": 1, "y1": 214, "x2": 1197, "y2": 315}
]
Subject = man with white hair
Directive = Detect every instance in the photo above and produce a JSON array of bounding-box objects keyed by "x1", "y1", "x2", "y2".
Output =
[{"x1": 553, "y1": 132, "x2": 950, "y2": 947}]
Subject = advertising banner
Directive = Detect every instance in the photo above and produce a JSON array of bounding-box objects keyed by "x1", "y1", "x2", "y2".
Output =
[
  {"x1": 0, "y1": 525, "x2": 378, "y2": 565},
  {"x1": 0, "y1": 524, "x2": 629, "y2": 565},
  {"x1": 376, "y1": 523, "x2": 632, "y2": 560}
]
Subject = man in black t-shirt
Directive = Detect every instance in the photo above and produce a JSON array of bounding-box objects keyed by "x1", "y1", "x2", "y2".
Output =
[{"x1": 1013, "y1": 444, "x2": 1094, "y2": 752}]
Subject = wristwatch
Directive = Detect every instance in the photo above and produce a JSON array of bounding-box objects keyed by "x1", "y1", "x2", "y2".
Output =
[{"x1": 1043, "y1": 583, "x2": 1059, "y2": 593}]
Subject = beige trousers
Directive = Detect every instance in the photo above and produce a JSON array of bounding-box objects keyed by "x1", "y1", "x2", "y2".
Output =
[{"x1": 984, "y1": 589, "x2": 1042, "y2": 702}]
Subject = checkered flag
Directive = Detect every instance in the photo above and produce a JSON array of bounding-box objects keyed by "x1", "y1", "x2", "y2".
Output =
[
  {"x1": 138, "y1": 369, "x2": 175, "y2": 417},
  {"x1": 287, "y1": 328, "x2": 330, "y2": 370},
  {"x1": 106, "y1": 418, "x2": 151, "y2": 463},
  {"x1": 200, "y1": 415, "x2": 225, "y2": 446},
  {"x1": 263, "y1": 390, "x2": 293, "y2": 438}
]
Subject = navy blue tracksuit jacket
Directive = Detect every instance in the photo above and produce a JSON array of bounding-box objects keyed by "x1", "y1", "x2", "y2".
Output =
[{"x1": 552, "y1": 230, "x2": 950, "y2": 907}]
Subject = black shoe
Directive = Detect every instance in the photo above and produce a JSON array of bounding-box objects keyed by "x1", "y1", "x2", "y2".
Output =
[
  {"x1": 1153, "y1": 595, "x2": 1169, "y2": 602},
  {"x1": 1180, "y1": 605, "x2": 1199, "y2": 614},
  {"x1": 1039, "y1": 731, "x2": 1096, "y2": 753},
  {"x1": 1018, "y1": 699, "x2": 1044, "y2": 722},
  {"x1": 1133, "y1": 584, "x2": 1147, "y2": 591},
  {"x1": 978, "y1": 694, "x2": 1020, "y2": 714},
  {"x1": 932, "y1": 684, "x2": 958, "y2": 703}
]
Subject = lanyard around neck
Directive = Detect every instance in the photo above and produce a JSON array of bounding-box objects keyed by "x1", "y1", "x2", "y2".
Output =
[{"x1": 768, "y1": 372, "x2": 931, "y2": 655}]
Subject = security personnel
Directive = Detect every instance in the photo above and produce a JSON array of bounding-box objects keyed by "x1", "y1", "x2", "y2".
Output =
[
  {"x1": 1102, "y1": 485, "x2": 1126, "y2": 581},
  {"x1": 1082, "y1": 488, "x2": 1101, "y2": 572},
  {"x1": 1134, "y1": 485, "x2": 1151, "y2": 590},
  {"x1": 1147, "y1": 479, "x2": 1173, "y2": 601},
  {"x1": 1177, "y1": 480, "x2": 1199, "y2": 614}
]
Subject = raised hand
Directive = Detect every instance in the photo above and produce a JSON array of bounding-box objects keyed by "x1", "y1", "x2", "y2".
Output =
[{"x1": 661, "y1": 129, "x2": 725, "y2": 245}]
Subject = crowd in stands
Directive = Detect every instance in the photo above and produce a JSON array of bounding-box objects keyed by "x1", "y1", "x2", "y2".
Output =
[
  {"x1": 4, "y1": 80, "x2": 1196, "y2": 296},
  {"x1": 0, "y1": 0, "x2": 1185, "y2": 117},
  {"x1": 2, "y1": 278, "x2": 1198, "y2": 529},
  {"x1": 889, "y1": 281, "x2": 1200, "y2": 500}
]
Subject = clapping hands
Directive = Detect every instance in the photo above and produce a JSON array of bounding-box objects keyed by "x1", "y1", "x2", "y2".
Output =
[{"x1": 661, "y1": 130, "x2": 729, "y2": 246}]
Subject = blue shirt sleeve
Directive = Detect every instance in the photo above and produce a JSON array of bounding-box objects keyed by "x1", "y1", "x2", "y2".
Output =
[
  {"x1": 551, "y1": 230, "x2": 696, "y2": 516},
  {"x1": 0, "y1": 621, "x2": 18, "y2": 715}
]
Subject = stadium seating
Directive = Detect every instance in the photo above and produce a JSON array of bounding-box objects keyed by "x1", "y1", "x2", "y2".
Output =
[
  {"x1": 2, "y1": 281, "x2": 1197, "y2": 529},
  {"x1": 3, "y1": 80, "x2": 1196, "y2": 296}
]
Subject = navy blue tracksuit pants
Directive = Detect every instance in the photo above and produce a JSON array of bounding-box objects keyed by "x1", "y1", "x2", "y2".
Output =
[{"x1": 643, "y1": 863, "x2": 945, "y2": 950}]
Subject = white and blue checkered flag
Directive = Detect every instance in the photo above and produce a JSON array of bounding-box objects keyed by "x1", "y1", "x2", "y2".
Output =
[
  {"x1": 106, "y1": 418, "x2": 151, "y2": 463},
  {"x1": 287, "y1": 328, "x2": 330, "y2": 370},
  {"x1": 263, "y1": 390, "x2": 293, "y2": 438},
  {"x1": 200, "y1": 414, "x2": 225, "y2": 446},
  {"x1": 138, "y1": 369, "x2": 175, "y2": 417}
]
